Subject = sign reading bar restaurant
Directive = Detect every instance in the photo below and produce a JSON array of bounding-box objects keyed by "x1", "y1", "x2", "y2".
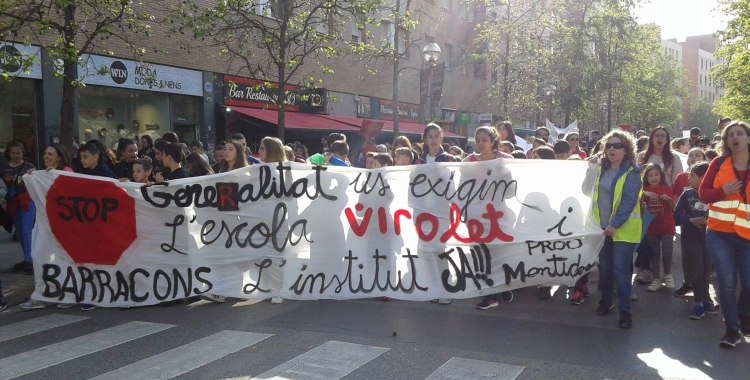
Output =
[
  {"x1": 224, "y1": 76, "x2": 327, "y2": 113},
  {"x1": 79, "y1": 54, "x2": 203, "y2": 96},
  {"x1": 25, "y1": 160, "x2": 604, "y2": 307}
]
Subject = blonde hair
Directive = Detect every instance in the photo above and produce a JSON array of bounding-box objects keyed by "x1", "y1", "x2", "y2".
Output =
[
  {"x1": 600, "y1": 130, "x2": 637, "y2": 167},
  {"x1": 261, "y1": 136, "x2": 286, "y2": 163}
]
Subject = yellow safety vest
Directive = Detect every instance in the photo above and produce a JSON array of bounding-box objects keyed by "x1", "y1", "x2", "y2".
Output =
[{"x1": 592, "y1": 165, "x2": 643, "y2": 243}]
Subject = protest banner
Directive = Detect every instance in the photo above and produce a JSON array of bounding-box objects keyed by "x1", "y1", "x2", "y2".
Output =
[{"x1": 24, "y1": 160, "x2": 604, "y2": 307}]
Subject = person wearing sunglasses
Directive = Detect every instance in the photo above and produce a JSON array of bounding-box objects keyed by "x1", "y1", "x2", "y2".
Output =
[
  {"x1": 565, "y1": 131, "x2": 587, "y2": 159},
  {"x1": 583, "y1": 130, "x2": 643, "y2": 329}
]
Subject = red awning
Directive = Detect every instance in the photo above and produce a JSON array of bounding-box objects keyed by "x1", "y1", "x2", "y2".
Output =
[
  {"x1": 229, "y1": 107, "x2": 360, "y2": 132},
  {"x1": 317, "y1": 114, "x2": 463, "y2": 138}
]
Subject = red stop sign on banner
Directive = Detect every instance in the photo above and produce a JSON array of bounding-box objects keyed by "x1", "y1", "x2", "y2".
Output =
[{"x1": 45, "y1": 176, "x2": 137, "y2": 265}]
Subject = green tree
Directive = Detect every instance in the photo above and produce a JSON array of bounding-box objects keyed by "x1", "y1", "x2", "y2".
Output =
[
  {"x1": 712, "y1": 0, "x2": 749, "y2": 121},
  {"x1": 173, "y1": 0, "x2": 377, "y2": 141},
  {"x1": 0, "y1": 0, "x2": 152, "y2": 152}
]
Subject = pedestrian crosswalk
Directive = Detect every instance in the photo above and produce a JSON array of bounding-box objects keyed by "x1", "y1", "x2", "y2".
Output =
[{"x1": 0, "y1": 314, "x2": 526, "y2": 380}]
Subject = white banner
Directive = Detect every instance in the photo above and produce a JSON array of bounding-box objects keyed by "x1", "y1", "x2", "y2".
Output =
[{"x1": 25, "y1": 160, "x2": 604, "y2": 307}]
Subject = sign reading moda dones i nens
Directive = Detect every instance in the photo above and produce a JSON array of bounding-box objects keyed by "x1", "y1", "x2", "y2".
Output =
[{"x1": 79, "y1": 54, "x2": 202, "y2": 96}]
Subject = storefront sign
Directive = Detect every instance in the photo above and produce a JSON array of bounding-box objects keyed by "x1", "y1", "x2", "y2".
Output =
[
  {"x1": 378, "y1": 99, "x2": 419, "y2": 122},
  {"x1": 223, "y1": 76, "x2": 327, "y2": 113},
  {"x1": 79, "y1": 54, "x2": 203, "y2": 96},
  {"x1": 0, "y1": 42, "x2": 42, "y2": 79},
  {"x1": 456, "y1": 111, "x2": 471, "y2": 127}
]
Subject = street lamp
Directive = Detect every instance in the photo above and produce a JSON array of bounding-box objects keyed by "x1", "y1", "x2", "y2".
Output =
[{"x1": 422, "y1": 43, "x2": 441, "y2": 122}]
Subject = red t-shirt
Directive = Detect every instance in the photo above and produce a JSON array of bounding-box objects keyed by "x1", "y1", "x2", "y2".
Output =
[
  {"x1": 643, "y1": 185, "x2": 676, "y2": 236},
  {"x1": 672, "y1": 172, "x2": 689, "y2": 198}
]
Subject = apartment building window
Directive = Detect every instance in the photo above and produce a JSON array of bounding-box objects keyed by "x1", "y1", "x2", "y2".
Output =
[
  {"x1": 461, "y1": 48, "x2": 468, "y2": 76},
  {"x1": 351, "y1": 24, "x2": 362, "y2": 43},
  {"x1": 255, "y1": 0, "x2": 281, "y2": 18},
  {"x1": 442, "y1": 0, "x2": 451, "y2": 12},
  {"x1": 474, "y1": 43, "x2": 487, "y2": 80},
  {"x1": 380, "y1": 21, "x2": 408, "y2": 57},
  {"x1": 445, "y1": 43, "x2": 453, "y2": 71}
]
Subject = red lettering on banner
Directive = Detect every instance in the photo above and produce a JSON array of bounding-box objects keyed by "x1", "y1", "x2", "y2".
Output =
[{"x1": 344, "y1": 203, "x2": 514, "y2": 244}]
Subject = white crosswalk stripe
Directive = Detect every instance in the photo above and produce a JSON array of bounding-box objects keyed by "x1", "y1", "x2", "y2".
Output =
[
  {"x1": 90, "y1": 330, "x2": 273, "y2": 380},
  {"x1": 425, "y1": 357, "x2": 525, "y2": 380},
  {"x1": 0, "y1": 316, "x2": 530, "y2": 380},
  {"x1": 225, "y1": 340, "x2": 389, "y2": 380},
  {"x1": 0, "y1": 314, "x2": 89, "y2": 343},
  {"x1": 0, "y1": 321, "x2": 174, "y2": 380}
]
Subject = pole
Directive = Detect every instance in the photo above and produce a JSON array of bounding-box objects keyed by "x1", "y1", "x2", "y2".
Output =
[{"x1": 426, "y1": 64, "x2": 434, "y2": 122}]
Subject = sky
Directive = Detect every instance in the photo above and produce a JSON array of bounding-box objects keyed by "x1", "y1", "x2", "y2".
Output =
[{"x1": 632, "y1": 0, "x2": 728, "y2": 41}]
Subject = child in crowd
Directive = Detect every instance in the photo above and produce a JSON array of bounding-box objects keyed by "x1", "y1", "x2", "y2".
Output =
[
  {"x1": 673, "y1": 162, "x2": 717, "y2": 319},
  {"x1": 132, "y1": 158, "x2": 154, "y2": 184},
  {"x1": 371, "y1": 153, "x2": 393, "y2": 168},
  {"x1": 328, "y1": 140, "x2": 350, "y2": 167},
  {"x1": 641, "y1": 163, "x2": 677, "y2": 292},
  {"x1": 393, "y1": 147, "x2": 414, "y2": 166}
]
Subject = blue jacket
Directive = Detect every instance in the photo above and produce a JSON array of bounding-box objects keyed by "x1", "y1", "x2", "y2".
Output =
[{"x1": 416, "y1": 146, "x2": 456, "y2": 164}]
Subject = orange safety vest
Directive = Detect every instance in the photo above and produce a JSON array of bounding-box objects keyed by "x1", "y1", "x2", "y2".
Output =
[{"x1": 707, "y1": 156, "x2": 750, "y2": 240}]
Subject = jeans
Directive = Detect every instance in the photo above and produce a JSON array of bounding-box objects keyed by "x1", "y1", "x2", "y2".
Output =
[
  {"x1": 647, "y1": 234, "x2": 673, "y2": 279},
  {"x1": 12, "y1": 201, "x2": 36, "y2": 263},
  {"x1": 706, "y1": 230, "x2": 750, "y2": 332},
  {"x1": 598, "y1": 236, "x2": 637, "y2": 315}
]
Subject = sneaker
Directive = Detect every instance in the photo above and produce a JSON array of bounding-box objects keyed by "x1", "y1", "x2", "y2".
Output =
[
  {"x1": 270, "y1": 297, "x2": 284, "y2": 304},
  {"x1": 618, "y1": 313, "x2": 633, "y2": 329},
  {"x1": 703, "y1": 303, "x2": 719, "y2": 315},
  {"x1": 719, "y1": 329, "x2": 742, "y2": 348},
  {"x1": 569, "y1": 291, "x2": 584, "y2": 305},
  {"x1": 647, "y1": 279, "x2": 662, "y2": 292},
  {"x1": 631, "y1": 293, "x2": 639, "y2": 301},
  {"x1": 437, "y1": 298, "x2": 453, "y2": 305},
  {"x1": 537, "y1": 286, "x2": 552, "y2": 300},
  {"x1": 12, "y1": 261, "x2": 27, "y2": 272},
  {"x1": 80, "y1": 303, "x2": 98, "y2": 311},
  {"x1": 476, "y1": 296, "x2": 499, "y2": 310},
  {"x1": 19, "y1": 299, "x2": 46, "y2": 310},
  {"x1": 596, "y1": 301, "x2": 614, "y2": 316},
  {"x1": 664, "y1": 274, "x2": 675, "y2": 289},
  {"x1": 500, "y1": 291, "x2": 513, "y2": 303},
  {"x1": 740, "y1": 315, "x2": 750, "y2": 336},
  {"x1": 689, "y1": 304, "x2": 705, "y2": 320},
  {"x1": 22, "y1": 262, "x2": 33, "y2": 275},
  {"x1": 201, "y1": 293, "x2": 226, "y2": 303},
  {"x1": 635, "y1": 269, "x2": 654, "y2": 285},
  {"x1": 673, "y1": 283, "x2": 693, "y2": 297}
]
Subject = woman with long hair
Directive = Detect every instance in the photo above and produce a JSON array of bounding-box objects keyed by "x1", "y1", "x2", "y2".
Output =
[
  {"x1": 185, "y1": 152, "x2": 214, "y2": 177},
  {"x1": 113, "y1": 138, "x2": 138, "y2": 180},
  {"x1": 216, "y1": 141, "x2": 249, "y2": 173},
  {"x1": 637, "y1": 126, "x2": 684, "y2": 186},
  {"x1": 415, "y1": 123, "x2": 456, "y2": 164},
  {"x1": 583, "y1": 130, "x2": 642, "y2": 329},
  {"x1": 496, "y1": 120, "x2": 517, "y2": 145},
  {"x1": 139, "y1": 134, "x2": 156, "y2": 161},
  {"x1": 259, "y1": 136, "x2": 286, "y2": 164},
  {"x1": 699, "y1": 121, "x2": 750, "y2": 348},
  {"x1": 2, "y1": 140, "x2": 36, "y2": 274},
  {"x1": 43, "y1": 143, "x2": 72, "y2": 171}
]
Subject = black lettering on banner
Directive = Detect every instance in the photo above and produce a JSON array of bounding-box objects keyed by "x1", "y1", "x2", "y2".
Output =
[
  {"x1": 242, "y1": 259, "x2": 273, "y2": 294},
  {"x1": 438, "y1": 244, "x2": 493, "y2": 293},
  {"x1": 141, "y1": 163, "x2": 336, "y2": 209},
  {"x1": 56, "y1": 196, "x2": 119, "y2": 222},
  {"x1": 42, "y1": 264, "x2": 61, "y2": 297},
  {"x1": 40, "y1": 265, "x2": 214, "y2": 304},
  {"x1": 502, "y1": 254, "x2": 597, "y2": 284},
  {"x1": 290, "y1": 249, "x2": 427, "y2": 295},
  {"x1": 162, "y1": 215, "x2": 188, "y2": 255},
  {"x1": 409, "y1": 171, "x2": 517, "y2": 220},
  {"x1": 350, "y1": 171, "x2": 390, "y2": 196},
  {"x1": 547, "y1": 207, "x2": 574, "y2": 237},
  {"x1": 526, "y1": 238, "x2": 583, "y2": 256}
]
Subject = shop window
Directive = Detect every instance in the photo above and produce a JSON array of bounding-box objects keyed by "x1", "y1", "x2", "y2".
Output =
[{"x1": 0, "y1": 79, "x2": 38, "y2": 166}]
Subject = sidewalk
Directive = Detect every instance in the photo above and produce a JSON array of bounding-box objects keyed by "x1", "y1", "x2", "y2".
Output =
[{"x1": 0, "y1": 231, "x2": 35, "y2": 306}]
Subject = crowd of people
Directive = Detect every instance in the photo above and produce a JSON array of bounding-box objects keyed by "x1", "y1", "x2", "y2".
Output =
[{"x1": 0, "y1": 117, "x2": 748, "y2": 350}]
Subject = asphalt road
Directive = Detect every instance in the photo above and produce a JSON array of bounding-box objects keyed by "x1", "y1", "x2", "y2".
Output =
[{"x1": 1, "y1": 234, "x2": 748, "y2": 379}]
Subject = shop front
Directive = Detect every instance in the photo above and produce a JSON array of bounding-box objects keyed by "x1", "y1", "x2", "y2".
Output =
[
  {"x1": 77, "y1": 55, "x2": 203, "y2": 148},
  {"x1": 0, "y1": 42, "x2": 43, "y2": 166}
]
